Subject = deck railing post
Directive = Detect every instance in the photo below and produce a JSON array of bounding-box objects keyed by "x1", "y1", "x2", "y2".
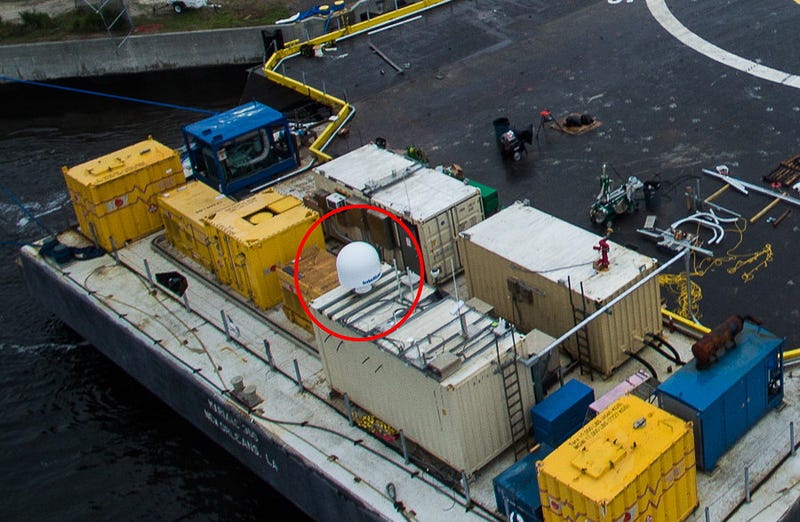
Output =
[
  {"x1": 220, "y1": 310, "x2": 231, "y2": 340},
  {"x1": 400, "y1": 429, "x2": 409, "y2": 464},
  {"x1": 293, "y1": 359, "x2": 303, "y2": 392},
  {"x1": 745, "y1": 466, "x2": 751, "y2": 504},
  {"x1": 460, "y1": 471, "x2": 471, "y2": 508},
  {"x1": 143, "y1": 259, "x2": 153, "y2": 287},
  {"x1": 263, "y1": 339, "x2": 275, "y2": 369},
  {"x1": 109, "y1": 236, "x2": 119, "y2": 264},
  {"x1": 344, "y1": 392, "x2": 354, "y2": 426}
]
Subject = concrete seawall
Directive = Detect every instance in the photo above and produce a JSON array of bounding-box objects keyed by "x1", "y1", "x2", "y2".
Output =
[
  {"x1": 1, "y1": 27, "x2": 277, "y2": 81},
  {"x1": 0, "y1": 0, "x2": 395, "y2": 83},
  {"x1": 0, "y1": 22, "x2": 319, "y2": 81}
]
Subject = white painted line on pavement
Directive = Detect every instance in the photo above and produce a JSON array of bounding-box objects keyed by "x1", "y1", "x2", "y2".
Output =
[{"x1": 647, "y1": 0, "x2": 800, "y2": 89}]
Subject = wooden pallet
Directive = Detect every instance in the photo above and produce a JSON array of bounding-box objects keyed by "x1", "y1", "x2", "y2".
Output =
[
  {"x1": 549, "y1": 113, "x2": 602, "y2": 135},
  {"x1": 763, "y1": 154, "x2": 800, "y2": 188}
]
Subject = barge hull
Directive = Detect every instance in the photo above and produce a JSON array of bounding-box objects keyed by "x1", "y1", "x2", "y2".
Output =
[{"x1": 18, "y1": 247, "x2": 383, "y2": 522}]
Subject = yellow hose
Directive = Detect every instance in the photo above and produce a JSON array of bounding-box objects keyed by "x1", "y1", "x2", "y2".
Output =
[
  {"x1": 661, "y1": 309, "x2": 710, "y2": 334},
  {"x1": 662, "y1": 309, "x2": 800, "y2": 357},
  {"x1": 784, "y1": 348, "x2": 800, "y2": 360}
]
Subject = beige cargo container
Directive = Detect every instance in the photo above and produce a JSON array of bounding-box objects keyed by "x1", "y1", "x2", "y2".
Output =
[
  {"x1": 312, "y1": 144, "x2": 483, "y2": 282},
  {"x1": 459, "y1": 202, "x2": 661, "y2": 376},
  {"x1": 157, "y1": 181, "x2": 235, "y2": 273},
  {"x1": 311, "y1": 266, "x2": 536, "y2": 475},
  {"x1": 204, "y1": 190, "x2": 325, "y2": 310},
  {"x1": 63, "y1": 137, "x2": 184, "y2": 252}
]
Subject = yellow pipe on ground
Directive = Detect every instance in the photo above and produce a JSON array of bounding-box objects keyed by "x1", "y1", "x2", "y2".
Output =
[
  {"x1": 662, "y1": 309, "x2": 800, "y2": 356},
  {"x1": 661, "y1": 309, "x2": 710, "y2": 334},
  {"x1": 784, "y1": 348, "x2": 800, "y2": 360}
]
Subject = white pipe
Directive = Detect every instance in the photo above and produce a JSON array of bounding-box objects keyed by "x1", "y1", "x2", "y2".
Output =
[
  {"x1": 671, "y1": 216, "x2": 724, "y2": 245},
  {"x1": 703, "y1": 168, "x2": 800, "y2": 207}
]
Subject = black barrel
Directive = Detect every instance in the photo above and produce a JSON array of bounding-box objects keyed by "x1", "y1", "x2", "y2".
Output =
[
  {"x1": 643, "y1": 180, "x2": 662, "y2": 211},
  {"x1": 493, "y1": 117, "x2": 511, "y2": 141}
]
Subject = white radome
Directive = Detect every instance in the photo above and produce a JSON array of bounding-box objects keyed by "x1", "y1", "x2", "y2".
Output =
[{"x1": 336, "y1": 242, "x2": 382, "y2": 293}]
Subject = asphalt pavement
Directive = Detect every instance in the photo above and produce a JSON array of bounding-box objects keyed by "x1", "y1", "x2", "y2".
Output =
[{"x1": 281, "y1": 0, "x2": 800, "y2": 346}]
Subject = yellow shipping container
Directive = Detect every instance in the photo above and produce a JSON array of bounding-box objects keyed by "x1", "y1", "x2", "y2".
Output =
[
  {"x1": 277, "y1": 245, "x2": 339, "y2": 332},
  {"x1": 63, "y1": 137, "x2": 184, "y2": 252},
  {"x1": 205, "y1": 190, "x2": 325, "y2": 310},
  {"x1": 157, "y1": 181, "x2": 235, "y2": 273},
  {"x1": 537, "y1": 395, "x2": 698, "y2": 522}
]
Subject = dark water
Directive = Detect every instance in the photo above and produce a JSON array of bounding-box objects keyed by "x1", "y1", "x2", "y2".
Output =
[{"x1": 0, "y1": 67, "x2": 309, "y2": 520}]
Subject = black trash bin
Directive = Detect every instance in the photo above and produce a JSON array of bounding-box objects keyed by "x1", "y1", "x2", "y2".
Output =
[
  {"x1": 493, "y1": 117, "x2": 511, "y2": 141},
  {"x1": 643, "y1": 180, "x2": 662, "y2": 212}
]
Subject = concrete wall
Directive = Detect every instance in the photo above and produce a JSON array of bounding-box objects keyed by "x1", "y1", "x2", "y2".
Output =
[
  {"x1": 0, "y1": 27, "x2": 283, "y2": 81},
  {"x1": 0, "y1": 0, "x2": 383, "y2": 81}
]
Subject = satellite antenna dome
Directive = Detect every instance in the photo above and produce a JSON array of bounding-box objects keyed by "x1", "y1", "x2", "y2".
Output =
[{"x1": 336, "y1": 241, "x2": 382, "y2": 294}]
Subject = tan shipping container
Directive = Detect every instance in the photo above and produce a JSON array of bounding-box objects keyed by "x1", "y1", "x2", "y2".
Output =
[
  {"x1": 278, "y1": 245, "x2": 339, "y2": 332},
  {"x1": 537, "y1": 395, "x2": 698, "y2": 522},
  {"x1": 204, "y1": 190, "x2": 325, "y2": 310},
  {"x1": 157, "y1": 181, "x2": 235, "y2": 273},
  {"x1": 459, "y1": 202, "x2": 661, "y2": 376},
  {"x1": 63, "y1": 137, "x2": 184, "y2": 252},
  {"x1": 311, "y1": 266, "x2": 535, "y2": 475},
  {"x1": 312, "y1": 144, "x2": 484, "y2": 282}
]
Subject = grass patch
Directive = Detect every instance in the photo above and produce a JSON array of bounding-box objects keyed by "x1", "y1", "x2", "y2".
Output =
[{"x1": 0, "y1": 1, "x2": 291, "y2": 44}]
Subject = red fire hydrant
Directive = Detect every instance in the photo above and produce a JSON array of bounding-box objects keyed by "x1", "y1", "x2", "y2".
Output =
[{"x1": 593, "y1": 238, "x2": 610, "y2": 271}]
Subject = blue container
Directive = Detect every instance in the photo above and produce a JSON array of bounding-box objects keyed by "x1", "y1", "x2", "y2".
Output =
[
  {"x1": 182, "y1": 101, "x2": 299, "y2": 196},
  {"x1": 493, "y1": 443, "x2": 553, "y2": 522},
  {"x1": 656, "y1": 321, "x2": 784, "y2": 470},
  {"x1": 530, "y1": 379, "x2": 594, "y2": 448}
]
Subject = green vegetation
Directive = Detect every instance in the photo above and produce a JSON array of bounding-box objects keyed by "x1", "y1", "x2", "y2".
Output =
[{"x1": 0, "y1": 2, "x2": 291, "y2": 44}]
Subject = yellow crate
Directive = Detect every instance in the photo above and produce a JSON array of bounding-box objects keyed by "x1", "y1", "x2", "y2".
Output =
[
  {"x1": 205, "y1": 189, "x2": 325, "y2": 309},
  {"x1": 278, "y1": 245, "x2": 340, "y2": 332},
  {"x1": 537, "y1": 395, "x2": 698, "y2": 522},
  {"x1": 63, "y1": 137, "x2": 184, "y2": 252},
  {"x1": 158, "y1": 181, "x2": 235, "y2": 273}
]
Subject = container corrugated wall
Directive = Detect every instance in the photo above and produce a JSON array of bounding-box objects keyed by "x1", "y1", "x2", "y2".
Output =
[
  {"x1": 311, "y1": 146, "x2": 484, "y2": 282},
  {"x1": 537, "y1": 395, "x2": 698, "y2": 522},
  {"x1": 158, "y1": 181, "x2": 235, "y2": 273},
  {"x1": 313, "y1": 299, "x2": 534, "y2": 475},
  {"x1": 63, "y1": 137, "x2": 184, "y2": 252},
  {"x1": 459, "y1": 204, "x2": 661, "y2": 376},
  {"x1": 204, "y1": 190, "x2": 325, "y2": 310}
]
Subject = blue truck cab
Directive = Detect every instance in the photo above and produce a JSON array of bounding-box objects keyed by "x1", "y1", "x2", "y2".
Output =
[{"x1": 182, "y1": 102, "x2": 298, "y2": 196}]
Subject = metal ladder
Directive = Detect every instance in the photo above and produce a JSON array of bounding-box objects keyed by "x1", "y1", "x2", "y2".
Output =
[
  {"x1": 568, "y1": 278, "x2": 594, "y2": 381},
  {"x1": 497, "y1": 341, "x2": 530, "y2": 461}
]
